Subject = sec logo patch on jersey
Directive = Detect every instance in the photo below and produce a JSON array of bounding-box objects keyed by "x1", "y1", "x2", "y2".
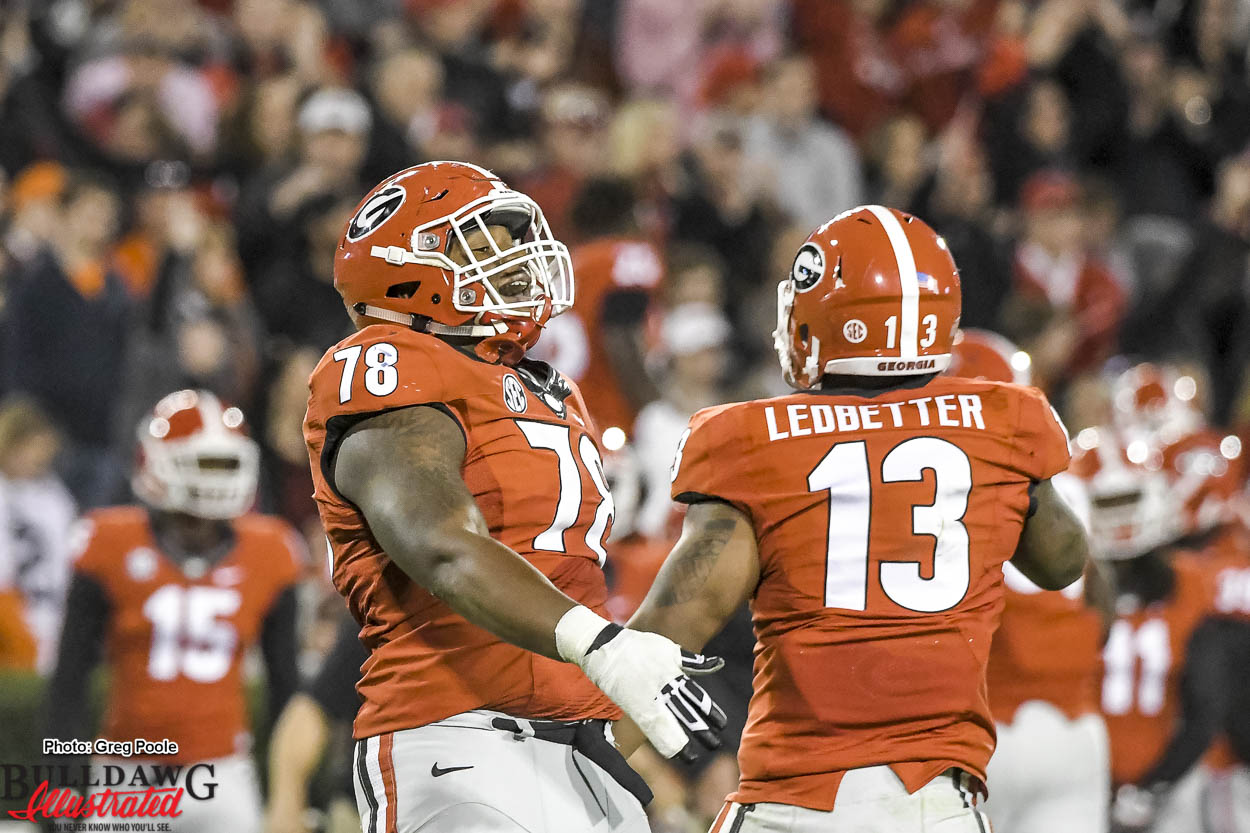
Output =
[{"x1": 502, "y1": 374, "x2": 528, "y2": 414}]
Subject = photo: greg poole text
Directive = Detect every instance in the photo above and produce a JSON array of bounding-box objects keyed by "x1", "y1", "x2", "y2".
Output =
[{"x1": 43, "y1": 739, "x2": 180, "y2": 758}]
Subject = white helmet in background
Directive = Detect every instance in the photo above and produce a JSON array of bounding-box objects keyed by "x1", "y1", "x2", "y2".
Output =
[
  {"x1": 133, "y1": 390, "x2": 260, "y2": 520},
  {"x1": 1070, "y1": 427, "x2": 1179, "y2": 559}
]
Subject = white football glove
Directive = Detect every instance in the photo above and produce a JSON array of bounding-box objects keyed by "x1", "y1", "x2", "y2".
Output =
[
  {"x1": 555, "y1": 605, "x2": 727, "y2": 761},
  {"x1": 1111, "y1": 783, "x2": 1158, "y2": 832}
]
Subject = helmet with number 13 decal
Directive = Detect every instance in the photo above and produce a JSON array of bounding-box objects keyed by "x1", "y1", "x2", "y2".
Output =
[
  {"x1": 774, "y1": 205, "x2": 961, "y2": 388},
  {"x1": 333, "y1": 161, "x2": 574, "y2": 365}
]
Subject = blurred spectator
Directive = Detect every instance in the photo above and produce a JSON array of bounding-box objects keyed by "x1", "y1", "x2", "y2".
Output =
[
  {"x1": 3, "y1": 171, "x2": 131, "y2": 508},
  {"x1": 120, "y1": 214, "x2": 263, "y2": 447},
  {"x1": 235, "y1": 85, "x2": 371, "y2": 276},
  {"x1": 1140, "y1": 155, "x2": 1250, "y2": 426},
  {"x1": 0, "y1": 396, "x2": 77, "y2": 674},
  {"x1": 111, "y1": 163, "x2": 196, "y2": 297},
  {"x1": 616, "y1": 0, "x2": 785, "y2": 109},
  {"x1": 1110, "y1": 32, "x2": 1211, "y2": 220},
  {"x1": 744, "y1": 53, "x2": 865, "y2": 229},
  {"x1": 407, "y1": 0, "x2": 514, "y2": 138},
  {"x1": 889, "y1": 0, "x2": 1000, "y2": 131},
  {"x1": 3, "y1": 161, "x2": 67, "y2": 268},
  {"x1": 518, "y1": 83, "x2": 612, "y2": 239},
  {"x1": 365, "y1": 46, "x2": 445, "y2": 180},
  {"x1": 253, "y1": 190, "x2": 357, "y2": 352},
  {"x1": 791, "y1": 0, "x2": 906, "y2": 142},
  {"x1": 925, "y1": 128, "x2": 1011, "y2": 329},
  {"x1": 1001, "y1": 170, "x2": 1126, "y2": 394},
  {"x1": 231, "y1": 0, "x2": 333, "y2": 84},
  {"x1": 672, "y1": 114, "x2": 779, "y2": 333},
  {"x1": 634, "y1": 303, "x2": 731, "y2": 540},
  {"x1": 985, "y1": 75, "x2": 1078, "y2": 204},
  {"x1": 868, "y1": 112, "x2": 932, "y2": 212},
  {"x1": 63, "y1": 38, "x2": 221, "y2": 164},
  {"x1": 220, "y1": 73, "x2": 305, "y2": 175}
]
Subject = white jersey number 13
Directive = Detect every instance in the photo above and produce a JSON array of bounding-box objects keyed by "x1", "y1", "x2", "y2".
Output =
[{"x1": 809, "y1": 437, "x2": 972, "y2": 613}]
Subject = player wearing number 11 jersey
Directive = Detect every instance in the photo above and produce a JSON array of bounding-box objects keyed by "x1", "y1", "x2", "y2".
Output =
[{"x1": 627, "y1": 206, "x2": 1090, "y2": 833}]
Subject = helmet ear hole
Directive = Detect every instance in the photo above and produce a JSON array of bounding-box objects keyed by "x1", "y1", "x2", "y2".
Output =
[{"x1": 386, "y1": 281, "x2": 421, "y2": 299}]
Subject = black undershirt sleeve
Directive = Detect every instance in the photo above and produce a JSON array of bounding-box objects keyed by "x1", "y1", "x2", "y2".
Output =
[
  {"x1": 1224, "y1": 618, "x2": 1250, "y2": 763},
  {"x1": 305, "y1": 613, "x2": 368, "y2": 723},
  {"x1": 1141, "y1": 617, "x2": 1231, "y2": 787},
  {"x1": 599, "y1": 290, "x2": 650, "y2": 328},
  {"x1": 261, "y1": 584, "x2": 301, "y2": 723},
  {"x1": 42, "y1": 572, "x2": 110, "y2": 775}
]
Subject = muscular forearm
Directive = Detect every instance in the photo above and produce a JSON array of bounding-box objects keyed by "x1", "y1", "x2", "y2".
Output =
[
  {"x1": 407, "y1": 529, "x2": 577, "y2": 659},
  {"x1": 629, "y1": 503, "x2": 757, "y2": 651}
]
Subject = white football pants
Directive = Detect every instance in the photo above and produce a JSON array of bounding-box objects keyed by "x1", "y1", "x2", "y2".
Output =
[
  {"x1": 352, "y1": 710, "x2": 650, "y2": 833},
  {"x1": 983, "y1": 701, "x2": 1109, "y2": 833},
  {"x1": 709, "y1": 766, "x2": 991, "y2": 832}
]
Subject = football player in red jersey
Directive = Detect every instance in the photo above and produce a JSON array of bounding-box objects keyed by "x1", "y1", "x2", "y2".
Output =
[
  {"x1": 1073, "y1": 431, "x2": 1230, "y2": 833},
  {"x1": 624, "y1": 206, "x2": 1089, "y2": 832},
  {"x1": 949, "y1": 331, "x2": 1114, "y2": 833},
  {"x1": 45, "y1": 390, "x2": 305, "y2": 833},
  {"x1": 302, "y1": 161, "x2": 726, "y2": 833}
]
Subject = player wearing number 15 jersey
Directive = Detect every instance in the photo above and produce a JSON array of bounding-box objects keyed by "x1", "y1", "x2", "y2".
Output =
[
  {"x1": 303, "y1": 162, "x2": 727, "y2": 833},
  {"x1": 627, "y1": 206, "x2": 1090, "y2": 833},
  {"x1": 45, "y1": 390, "x2": 305, "y2": 833}
]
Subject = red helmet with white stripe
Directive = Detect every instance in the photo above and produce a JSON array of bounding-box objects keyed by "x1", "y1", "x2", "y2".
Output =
[
  {"x1": 334, "y1": 161, "x2": 574, "y2": 365},
  {"x1": 946, "y1": 329, "x2": 1032, "y2": 385},
  {"x1": 774, "y1": 205, "x2": 961, "y2": 388},
  {"x1": 133, "y1": 390, "x2": 260, "y2": 520}
]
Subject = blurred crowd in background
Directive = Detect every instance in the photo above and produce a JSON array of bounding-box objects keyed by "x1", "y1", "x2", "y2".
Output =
[{"x1": 2, "y1": 0, "x2": 1250, "y2": 829}]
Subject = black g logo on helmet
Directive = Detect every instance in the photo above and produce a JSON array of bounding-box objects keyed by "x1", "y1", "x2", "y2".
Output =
[
  {"x1": 347, "y1": 185, "x2": 406, "y2": 242},
  {"x1": 791, "y1": 243, "x2": 825, "y2": 293}
]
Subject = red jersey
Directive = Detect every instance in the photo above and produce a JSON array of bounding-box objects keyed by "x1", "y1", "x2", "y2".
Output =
[
  {"x1": 529, "y1": 237, "x2": 662, "y2": 434},
  {"x1": 1203, "y1": 525, "x2": 1250, "y2": 622},
  {"x1": 303, "y1": 325, "x2": 619, "y2": 740},
  {"x1": 73, "y1": 507, "x2": 303, "y2": 763},
  {"x1": 986, "y1": 563, "x2": 1103, "y2": 722},
  {"x1": 1100, "y1": 555, "x2": 1216, "y2": 785},
  {"x1": 670, "y1": 377, "x2": 1071, "y2": 811}
]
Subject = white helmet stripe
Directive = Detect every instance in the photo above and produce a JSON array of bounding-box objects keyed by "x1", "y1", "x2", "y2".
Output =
[
  {"x1": 864, "y1": 205, "x2": 919, "y2": 359},
  {"x1": 196, "y1": 391, "x2": 225, "y2": 437}
]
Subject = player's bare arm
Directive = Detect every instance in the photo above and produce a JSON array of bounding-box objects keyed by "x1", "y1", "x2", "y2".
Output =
[
  {"x1": 334, "y1": 397, "x2": 727, "y2": 760},
  {"x1": 1012, "y1": 478, "x2": 1090, "y2": 590},
  {"x1": 629, "y1": 501, "x2": 761, "y2": 651},
  {"x1": 334, "y1": 403, "x2": 577, "y2": 659}
]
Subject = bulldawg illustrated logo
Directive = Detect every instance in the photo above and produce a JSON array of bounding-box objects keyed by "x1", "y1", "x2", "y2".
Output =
[{"x1": 2, "y1": 761, "x2": 218, "y2": 826}]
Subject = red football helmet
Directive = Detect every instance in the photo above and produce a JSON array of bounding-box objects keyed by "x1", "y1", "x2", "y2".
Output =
[
  {"x1": 133, "y1": 390, "x2": 260, "y2": 520},
  {"x1": 1070, "y1": 427, "x2": 1178, "y2": 559},
  {"x1": 1110, "y1": 363, "x2": 1204, "y2": 446},
  {"x1": 946, "y1": 328, "x2": 1032, "y2": 385},
  {"x1": 774, "y1": 205, "x2": 961, "y2": 387},
  {"x1": 334, "y1": 161, "x2": 574, "y2": 364}
]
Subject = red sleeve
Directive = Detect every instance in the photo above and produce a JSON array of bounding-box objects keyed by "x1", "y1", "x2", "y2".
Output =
[
  {"x1": 1013, "y1": 386, "x2": 1072, "y2": 481},
  {"x1": 669, "y1": 405, "x2": 754, "y2": 518},
  {"x1": 70, "y1": 512, "x2": 119, "y2": 588},
  {"x1": 305, "y1": 327, "x2": 467, "y2": 497}
]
